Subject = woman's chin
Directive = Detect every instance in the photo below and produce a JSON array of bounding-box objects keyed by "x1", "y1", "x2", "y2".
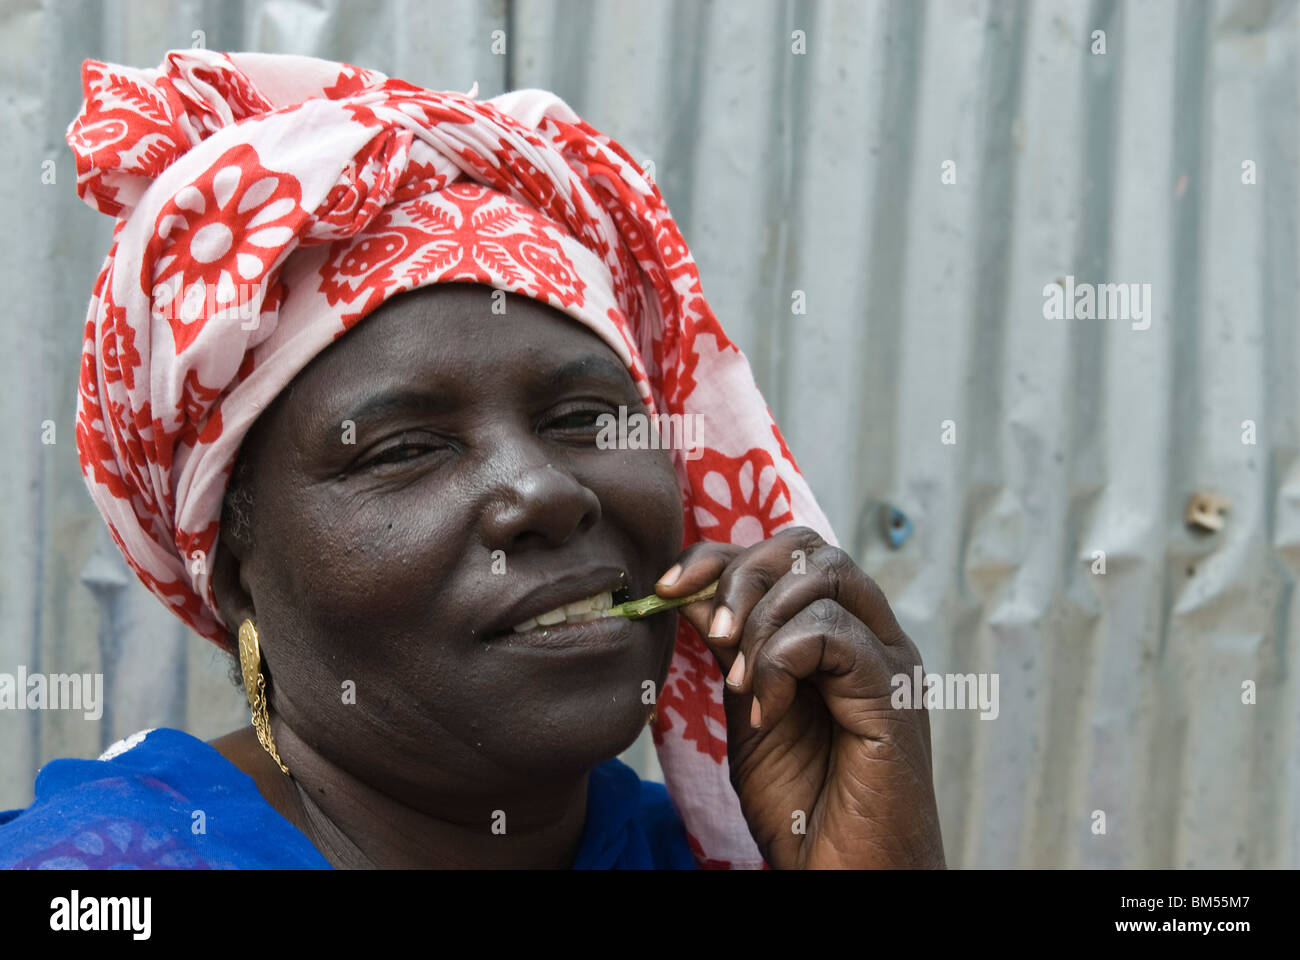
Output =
[{"x1": 503, "y1": 703, "x2": 654, "y2": 778}]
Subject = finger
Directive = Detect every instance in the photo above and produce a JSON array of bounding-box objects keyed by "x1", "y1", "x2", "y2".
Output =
[
  {"x1": 726, "y1": 544, "x2": 901, "y2": 696},
  {"x1": 654, "y1": 539, "x2": 739, "y2": 597},
  {"x1": 747, "y1": 599, "x2": 893, "y2": 733},
  {"x1": 674, "y1": 597, "x2": 718, "y2": 655},
  {"x1": 705, "y1": 527, "x2": 828, "y2": 668},
  {"x1": 810, "y1": 546, "x2": 908, "y2": 647},
  {"x1": 653, "y1": 540, "x2": 742, "y2": 669}
]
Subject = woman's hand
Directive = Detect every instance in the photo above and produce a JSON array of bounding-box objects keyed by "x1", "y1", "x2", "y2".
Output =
[{"x1": 658, "y1": 527, "x2": 945, "y2": 869}]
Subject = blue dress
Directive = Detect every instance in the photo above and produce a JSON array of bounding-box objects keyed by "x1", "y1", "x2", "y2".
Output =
[{"x1": 0, "y1": 728, "x2": 696, "y2": 869}]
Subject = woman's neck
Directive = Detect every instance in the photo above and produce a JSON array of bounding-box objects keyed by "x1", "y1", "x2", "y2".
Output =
[{"x1": 210, "y1": 721, "x2": 590, "y2": 868}]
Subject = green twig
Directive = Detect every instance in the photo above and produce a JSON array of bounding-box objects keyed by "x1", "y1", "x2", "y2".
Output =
[{"x1": 604, "y1": 580, "x2": 719, "y2": 620}]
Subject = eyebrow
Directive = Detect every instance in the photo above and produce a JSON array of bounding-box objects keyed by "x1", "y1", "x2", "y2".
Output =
[
  {"x1": 340, "y1": 388, "x2": 454, "y2": 427},
  {"x1": 335, "y1": 354, "x2": 633, "y2": 426},
  {"x1": 541, "y1": 354, "x2": 632, "y2": 389}
]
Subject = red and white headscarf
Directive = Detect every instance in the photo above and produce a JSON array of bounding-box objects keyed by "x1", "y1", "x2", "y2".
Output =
[{"x1": 68, "y1": 50, "x2": 837, "y2": 869}]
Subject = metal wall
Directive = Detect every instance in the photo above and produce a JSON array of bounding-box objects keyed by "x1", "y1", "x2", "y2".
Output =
[{"x1": 1, "y1": 0, "x2": 1296, "y2": 868}]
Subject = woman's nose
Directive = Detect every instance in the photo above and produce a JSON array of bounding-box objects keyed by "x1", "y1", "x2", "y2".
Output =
[{"x1": 479, "y1": 456, "x2": 602, "y2": 553}]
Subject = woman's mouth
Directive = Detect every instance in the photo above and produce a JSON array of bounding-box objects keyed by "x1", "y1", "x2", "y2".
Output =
[
  {"x1": 498, "y1": 612, "x2": 640, "y2": 654},
  {"x1": 511, "y1": 581, "x2": 635, "y2": 633},
  {"x1": 482, "y1": 572, "x2": 645, "y2": 654}
]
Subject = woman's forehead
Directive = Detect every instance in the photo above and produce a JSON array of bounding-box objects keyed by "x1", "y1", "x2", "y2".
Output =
[
  {"x1": 277, "y1": 283, "x2": 629, "y2": 415},
  {"x1": 349, "y1": 282, "x2": 611, "y2": 355}
]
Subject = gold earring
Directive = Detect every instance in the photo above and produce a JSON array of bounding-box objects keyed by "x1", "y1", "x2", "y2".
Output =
[
  {"x1": 647, "y1": 707, "x2": 658, "y2": 727},
  {"x1": 238, "y1": 619, "x2": 290, "y2": 775}
]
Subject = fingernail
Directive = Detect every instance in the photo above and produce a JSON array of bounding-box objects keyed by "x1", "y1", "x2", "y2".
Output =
[
  {"x1": 726, "y1": 651, "x2": 746, "y2": 688},
  {"x1": 708, "y1": 606, "x2": 733, "y2": 638},
  {"x1": 750, "y1": 697, "x2": 762, "y2": 729},
  {"x1": 657, "y1": 564, "x2": 682, "y2": 587}
]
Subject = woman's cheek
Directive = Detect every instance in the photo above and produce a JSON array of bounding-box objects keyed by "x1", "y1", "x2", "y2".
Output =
[
  {"x1": 633, "y1": 448, "x2": 685, "y2": 556},
  {"x1": 280, "y1": 492, "x2": 458, "y2": 623}
]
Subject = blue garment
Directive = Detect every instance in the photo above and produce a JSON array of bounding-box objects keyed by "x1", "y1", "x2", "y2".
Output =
[{"x1": 0, "y1": 728, "x2": 696, "y2": 869}]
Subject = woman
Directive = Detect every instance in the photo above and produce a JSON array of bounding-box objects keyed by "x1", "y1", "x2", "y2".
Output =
[{"x1": 0, "y1": 50, "x2": 944, "y2": 868}]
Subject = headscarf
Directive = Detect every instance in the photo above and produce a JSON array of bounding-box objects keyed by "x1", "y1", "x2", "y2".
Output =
[{"x1": 67, "y1": 49, "x2": 838, "y2": 869}]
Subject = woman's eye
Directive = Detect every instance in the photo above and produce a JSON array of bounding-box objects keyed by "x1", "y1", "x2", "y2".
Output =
[
  {"x1": 547, "y1": 409, "x2": 609, "y2": 432},
  {"x1": 362, "y1": 440, "x2": 442, "y2": 468}
]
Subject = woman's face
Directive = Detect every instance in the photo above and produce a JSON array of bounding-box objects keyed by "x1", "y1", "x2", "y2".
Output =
[{"x1": 213, "y1": 282, "x2": 684, "y2": 804}]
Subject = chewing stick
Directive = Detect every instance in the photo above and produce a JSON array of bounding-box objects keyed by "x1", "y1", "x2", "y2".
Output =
[{"x1": 604, "y1": 580, "x2": 719, "y2": 620}]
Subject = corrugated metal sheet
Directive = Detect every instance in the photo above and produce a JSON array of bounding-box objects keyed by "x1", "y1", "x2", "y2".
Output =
[{"x1": 1, "y1": 0, "x2": 1297, "y2": 868}]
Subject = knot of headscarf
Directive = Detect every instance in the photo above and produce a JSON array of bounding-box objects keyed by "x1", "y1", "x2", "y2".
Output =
[{"x1": 67, "y1": 49, "x2": 836, "y2": 869}]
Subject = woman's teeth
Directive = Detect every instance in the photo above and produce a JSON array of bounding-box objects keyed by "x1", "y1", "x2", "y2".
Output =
[{"x1": 512, "y1": 591, "x2": 614, "y2": 633}]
